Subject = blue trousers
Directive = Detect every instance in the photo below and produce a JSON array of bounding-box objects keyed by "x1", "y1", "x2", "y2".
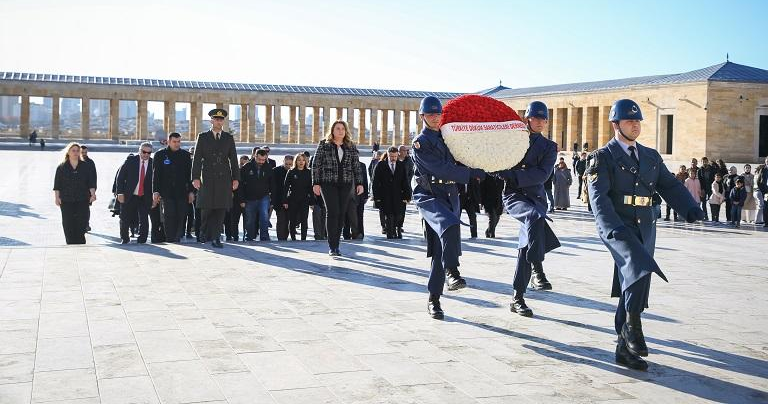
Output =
[
  {"x1": 245, "y1": 197, "x2": 270, "y2": 240},
  {"x1": 731, "y1": 205, "x2": 743, "y2": 225},
  {"x1": 614, "y1": 273, "x2": 651, "y2": 334},
  {"x1": 426, "y1": 224, "x2": 460, "y2": 296}
]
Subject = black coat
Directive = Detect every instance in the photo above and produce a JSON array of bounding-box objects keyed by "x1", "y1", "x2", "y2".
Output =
[
  {"x1": 284, "y1": 168, "x2": 313, "y2": 207},
  {"x1": 115, "y1": 155, "x2": 153, "y2": 206},
  {"x1": 459, "y1": 177, "x2": 482, "y2": 213},
  {"x1": 272, "y1": 165, "x2": 289, "y2": 206},
  {"x1": 372, "y1": 159, "x2": 411, "y2": 214},
  {"x1": 480, "y1": 176, "x2": 504, "y2": 215},
  {"x1": 152, "y1": 147, "x2": 192, "y2": 199},
  {"x1": 191, "y1": 130, "x2": 240, "y2": 209},
  {"x1": 239, "y1": 160, "x2": 273, "y2": 201}
]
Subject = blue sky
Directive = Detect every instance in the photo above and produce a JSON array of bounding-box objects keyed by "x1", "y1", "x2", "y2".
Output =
[{"x1": 1, "y1": 0, "x2": 766, "y2": 94}]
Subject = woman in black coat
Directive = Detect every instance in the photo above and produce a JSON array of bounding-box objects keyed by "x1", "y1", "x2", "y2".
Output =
[
  {"x1": 53, "y1": 142, "x2": 96, "y2": 244},
  {"x1": 480, "y1": 176, "x2": 505, "y2": 238},
  {"x1": 283, "y1": 153, "x2": 313, "y2": 240},
  {"x1": 311, "y1": 120, "x2": 364, "y2": 256}
]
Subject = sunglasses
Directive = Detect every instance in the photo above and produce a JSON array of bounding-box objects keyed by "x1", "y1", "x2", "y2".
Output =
[{"x1": 141, "y1": 150, "x2": 152, "y2": 154}]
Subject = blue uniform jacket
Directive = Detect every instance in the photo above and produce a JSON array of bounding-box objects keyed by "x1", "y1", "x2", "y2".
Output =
[
  {"x1": 495, "y1": 133, "x2": 561, "y2": 259},
  {"x1": 412, "y1": 127, "x2": 471, "y2": 239},
  {"x1": 587, "y1": 137, "x2": 699, "y2": 297}
]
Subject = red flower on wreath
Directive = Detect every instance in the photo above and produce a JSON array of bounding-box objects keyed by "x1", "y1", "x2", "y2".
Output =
[{"x1": 439, "y1": 94, "x2": 522, "y2": 126}]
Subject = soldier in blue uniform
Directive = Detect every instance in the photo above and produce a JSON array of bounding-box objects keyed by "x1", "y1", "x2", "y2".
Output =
[
  {"x1": 587, "y1": 99, "x2": 703, "y2": 371},
  {"x1": 493, "y1": 101, "x2": 561, "y2": 317},
  {"x1": 412, "y1": 96, "x2": 486, "y2": 320}
]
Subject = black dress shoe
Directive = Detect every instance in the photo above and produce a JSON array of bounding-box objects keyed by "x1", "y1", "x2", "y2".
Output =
[
  {"x1": 329, "y1": 249, "x2": 341, "y2": 257},
  {"x1": 211, "y1": 239, "x2": 223, "y2": 248},
  {"x1": 396, "y1": 228, "x2": 403, "y2": 239},
  {"x1": 530, "y1": 263, "x2": 553, "y2": 290},
  {"x1": 428, "y1": 294, "x2": 444, "y2": 320},
  {"x1": 510, "y1": 295, "x2": 533, "y2": 317},
  {"x1": 485, "y1": 229, "x2": 491, "y2": 238},
  {"x1": 615, "y1": 337, "x2": 648, "y2": 371},
  {"x1": 621, "y1": 312, "x2": 648, "y2": 357},
  {"x1": 445, "y1": 268, "x2": 467, "y2": 291}
]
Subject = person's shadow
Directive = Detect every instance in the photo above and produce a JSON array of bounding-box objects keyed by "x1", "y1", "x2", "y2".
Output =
[
  {"x1": 0, "y1": 201, "x2": 43, "y2": 219},
  {"x1": 446, "y1": 316, "x2": 768, "y2": 403}
]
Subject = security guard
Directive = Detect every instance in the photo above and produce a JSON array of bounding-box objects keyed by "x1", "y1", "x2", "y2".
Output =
[
  {"x1": 587, "y1": 99, "x2": 703, "y2": 371},
  {"x1": 493, "y1": 101, "x2": 561, "y2": 317},
  {"x1": 191, "y1": 108, "x2": 241, "y2": 248},
  {"x1": 412, "y1": 96, "x2": 486, "y2": 320}
]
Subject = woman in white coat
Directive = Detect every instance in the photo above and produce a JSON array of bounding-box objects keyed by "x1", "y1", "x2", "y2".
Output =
[{"x1": 708, "y1": 172, "x2": 726, "y2": 223}]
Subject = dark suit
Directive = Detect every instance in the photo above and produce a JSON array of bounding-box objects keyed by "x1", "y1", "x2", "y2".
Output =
[
  {"x1": 373, "y1": 159, "x2": 411, "y2": 238},
  {"x1": 191, "y1": 130, "x2": 240, "y2": 242},
  {"x1": 116, "y1": 155, "x2": 153, "y2": 243}
]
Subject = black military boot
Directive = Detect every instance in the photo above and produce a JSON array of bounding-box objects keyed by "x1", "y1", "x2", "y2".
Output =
[
  {"x1": 445, "y1": 268, "x2": 467, "y2": 291},
  {"x1": 428, "y1": 294, "x2": 444, "y2": 320},
  {"x1": 615, "y1": 337, "x2": 648, "y2": 371},
  {"x1": 621, "y1": 312, "x2": 648, "y2": 357},
  {"x1": 510, "y1": 292, "x2": 533, "y2": 317},
  {"x1": 530, "y1": 262, "x2": 552, "y2": 290}
]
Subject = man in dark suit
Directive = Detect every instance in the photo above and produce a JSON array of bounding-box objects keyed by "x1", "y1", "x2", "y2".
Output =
[
  {"x1": 152, "y1": 132, "x2": 194, "y2": 242},
  {"x1": 191, "y1": 108, "x2": 241, "y2": 248},
  {"x1": 116, "y1": 142, "x2": 154, "y2": 244},
  {"x1": 373, "y1": 146, "x2": 412, "y2": 239}
]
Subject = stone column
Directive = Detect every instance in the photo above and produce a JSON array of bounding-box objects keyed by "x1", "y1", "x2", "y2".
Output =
[
  {"x1": 164, "y1": 101, "x2": 176, "y2": 135},
  {"x1": 322, "y1": 106, "x2": 330, "y2": 134},
  {"x1": 240, "y1": 104, "x2": 248, "y2": 143},
  {"x1": 312, "y1": 107, "x2": 321, "y2": 143},
  {"x1": 393, "y1": 110, "x2": 401, "y2": 146},
  {"x1": 288, "y1": 106, "x2": 297, "y2": 143},
  {"x1": 416, "y1": 113, "x2": 423, "y2": 134},
  {"x1": 298, "y1": 106, "x2": 306, "y2": 144},
  {"x1": 190, "y1": 101, "x2": 201, "y2": 140},
  {"x1": 109, "y1": 98, "x2": 119, "y2": 141},
  {"x1": 247, "y1": 103, "x2": 257, "y2": 143},
  {"x1": 370, "y1": 109, "x2": 378, "y2": 145},
  {"x1": 380, "y1": 110, "x2": 389, "y2": 145},
  {"x1": 273, "y1": 105, "x2": 282, "y2": 144},
  {"x1": 566, "y1": 107, "x2": 581, "y2": 151},
  {"x1": 346, "y1": 107, "x2": 354, "y2": 136},
  {"x1": 81, "y1": 98, "x2": 90, "y2": 140},
  {"x1": 598, "y1": 106, "x2": 612, "y2": 147},
  {"x1": 583, "y1": 106, "x2": 597, "y2": 151},
  {"x1": 19, "y1": 95, "x2": 30, "y2": 139},
  {"x1": 51, "y1": 96, "x2": 60, "y2": 139},
  {"x1": 264, "y1": 105, "x2": 273, "y2": 143},
  {"x1": 216, "y1": 103, "x2": 228, "y2": 132},
  {"x1": 403, "y1": 110, "x2": 411, "y2": 144},
  {"x1": 137, "y1": 100, "x2": 148, "y2": 140},
  {"x1": 357, "y1": 108, "x2": 366, "y2": 144}
]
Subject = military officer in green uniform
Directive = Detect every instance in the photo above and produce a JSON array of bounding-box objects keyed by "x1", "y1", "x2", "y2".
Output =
[{"x1": 191, "y1": 108, "x2": 240, "y2": 248}]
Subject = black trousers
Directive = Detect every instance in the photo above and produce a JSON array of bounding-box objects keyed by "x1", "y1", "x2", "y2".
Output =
[
  {"x1": 463, "y1": 208, "x2": 478, "y2": 237},
  {"x1": 150, "y1": 205, "x2": 165, "y2": 243},
  {"x1": 710, "y1": 203, "x2": 721, "y2": 222},
  {"x1": 60, "y1": 201, "x2": 88, "y2": 244},
  {"x1": 224, "y1": 204, "x2": 243, "y2": 240},
  {"x1": 343, "y1": 200, "x2": 358, "y2": 239},
  {"x1": 379, "y1": 210, "x2": 386, "y2": 232},
  {"x1": 162, "y1": 198, "x2": 188, "y2": 242},
  {"x1": 615, "y1": 274, "x2": 652, "y2": 334},
  {"x1": 397, "y1": 203, "x2": 406, "y2": 229},
  {"x1": 356, "y1": 199, "x2": 366, "y2": 238},
  {"x1": 184, "y1": 203, "x2": 195, "y2": 235},
  {"x1": 201, "y1": 208, "x2": 227, "y2": 242},
  {"x1": 320, "y1": 183, "x2": 354, "y2": 250},
  {"x1": 577, "y1": 176, "x2": 584, "y2": 199},
  {"x1": 275, "y1": 207, "x2": 290, "y2": 240},
  {"x1": 120, "y1": 195, "x2": 149, "y2": 242},
  {"x1": 312, "y1": 204, "x2": 327, "y2": 240},
  {"x1": 724, "y1": 199, "x2": 733, "y2": 221},
  {"x1": 288, "y1": 203, "x2": 309, "y2": 240},
  {"x1": 486, "y1": 210, "x2": 501, "y2": 235},
  {"x1": 382, "y1": 209, "x2": 402, "y2": 238}
]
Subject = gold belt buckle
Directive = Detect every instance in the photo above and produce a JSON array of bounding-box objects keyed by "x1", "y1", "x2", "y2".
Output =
[{"x1": 623, "y1": 195, "x2": 651, "y2": 206}]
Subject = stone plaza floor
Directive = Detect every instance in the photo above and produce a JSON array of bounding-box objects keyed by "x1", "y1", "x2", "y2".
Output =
[{"x1": 0, "y1": 149, "x2": 767, "y2": 403}]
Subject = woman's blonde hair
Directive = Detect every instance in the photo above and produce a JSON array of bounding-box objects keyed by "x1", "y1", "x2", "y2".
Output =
[
  {"x1": 291, "y1": 152, "x2": 307, "y2": 170},
  {"x1": 61, "y1": 142, "x2": 81, "y2": 165},
  {"x1": 324, "y1": 120, "x2": 354, "y2": 147}
]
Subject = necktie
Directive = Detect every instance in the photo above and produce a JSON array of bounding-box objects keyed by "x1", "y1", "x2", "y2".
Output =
[
  {"x1": 390, "y1": 163, "x2": 395, "y2": 174},
  {"x1": 628, "y1": 146, "x2": 639, "y2": 164},
  {"x1": 215, "y1": 132, "x2": 219, "y2": 140},
  {"x1": 138, "y1": 161, "x2": 145, "y2": 196}
]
